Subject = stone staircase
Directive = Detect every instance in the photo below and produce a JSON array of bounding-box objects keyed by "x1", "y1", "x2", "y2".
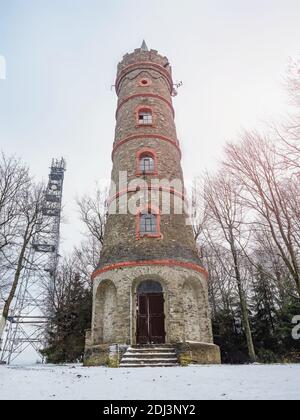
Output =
[{"x1": 120, "y1": 345, "x2": 179, "y2": 368}]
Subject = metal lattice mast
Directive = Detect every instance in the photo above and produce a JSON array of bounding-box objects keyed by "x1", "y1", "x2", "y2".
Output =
[{"x1": 0, "y1": 158, "x2": 66, "y2": 364}]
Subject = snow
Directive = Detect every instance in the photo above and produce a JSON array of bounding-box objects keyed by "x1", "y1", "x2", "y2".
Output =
[{"x1": 0, "y1": 364, "x2": 300, "y2": 400}]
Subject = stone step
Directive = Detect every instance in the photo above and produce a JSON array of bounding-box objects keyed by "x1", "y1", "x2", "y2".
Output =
[
  {"x1": 119, "y1": 363, "x2": 178, "y2": 368},
  {"x1": 127, "y1": 348, "x2": 175, "y2": 353},
  {"x1": 119, "y1": 346, "x2": 178, "y2": 368},
  {"x1": 122, "y1": 357, "x2": 177, "y2": 364},
  {"x1": 130, "y1": 344, "x2": 174, "y2": 350},
  {"x1": 124, "y1": 353, "x2": 176, "y2": 358},
  {"x1": 123, "y1": 352, "x2": 177, "y2": 356},
  {"x1": 125, "y1": 349, "x2": 176, "y2": 353}
]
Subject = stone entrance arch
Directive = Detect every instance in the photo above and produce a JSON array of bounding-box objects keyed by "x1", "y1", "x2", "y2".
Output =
[
  {"x1": 93, "y1": 280, "x2": 117, "y2": 344},
  {"x1": 137, "y1": 280, "x2": 163, "y2": 294}
]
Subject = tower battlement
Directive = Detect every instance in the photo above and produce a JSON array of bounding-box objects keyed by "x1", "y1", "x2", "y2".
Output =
[
  {"x1": 117, "y1": 42, "x2": 171, "y2": 75},
  {"x1": 116, "y1": 42, "x2": 173, "y2": 96}
]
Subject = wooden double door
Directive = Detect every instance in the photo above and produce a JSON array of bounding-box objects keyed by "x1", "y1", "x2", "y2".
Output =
[{"x1": 136, "y1": 293, "x2": 165, "y2": 345}]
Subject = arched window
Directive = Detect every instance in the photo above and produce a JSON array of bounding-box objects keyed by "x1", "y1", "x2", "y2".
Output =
[
  {"x1": 137, "y1": 108, "x2": 153, "y2": 125},
  {"x1": 140, "y1": 154, "x2": 155, "y2": 173},
  {"x1": 136, "y1": 207, "x2": 162, "y2": 239},
  {"x1": 136, "y1": 148, "x2": 157, "y2": 175}
]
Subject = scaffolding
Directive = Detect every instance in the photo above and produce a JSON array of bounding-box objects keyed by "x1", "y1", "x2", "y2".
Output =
[{"x1": 0, "y1": 158, "x2": 66, "y2": 364}]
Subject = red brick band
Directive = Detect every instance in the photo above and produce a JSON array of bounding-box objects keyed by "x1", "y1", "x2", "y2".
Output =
[
  {"x1": 116, "y1": 61, "x2": 174, "y2": 94},
  {"x1": 107, "y1": 186, "x2": 187, "y2": 206},
  {"x1": 112, "y1": 134, "x2": 181, "y2": 160},
  {"x1": 116, "y1": 93, "x2": 175, "y2": 119},
  {"x1": 92, "y1": 259, "x2": 208, "y2": 280}
]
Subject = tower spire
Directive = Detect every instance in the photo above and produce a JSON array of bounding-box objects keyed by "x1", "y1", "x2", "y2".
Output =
[{"x1": 141, "y1": 39, "x2": 149, "y2": 52}]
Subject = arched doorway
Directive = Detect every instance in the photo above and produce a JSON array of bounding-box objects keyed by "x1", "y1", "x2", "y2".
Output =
[{"x1": 136, "y1": 280, "x2": 165, "y2": 345}]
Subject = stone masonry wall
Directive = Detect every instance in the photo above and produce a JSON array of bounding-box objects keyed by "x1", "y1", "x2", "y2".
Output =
[
  {"x1": 97, "y1": 46, "x2": 201, "y2": 271},
  {"x1": 85, "y1": 45, "x2": 220, "y2": 366},
  {"x1": 91, "y1": 265, "x2": 213, "y2": 346}
]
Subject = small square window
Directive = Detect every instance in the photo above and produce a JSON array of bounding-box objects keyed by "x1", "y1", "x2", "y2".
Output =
[
  {"x1": 140, "y1": 213, "x2": 157, "y2": 234},
  {"x1": 138, "y1": 110, "x2": 153, "y2": 125}
]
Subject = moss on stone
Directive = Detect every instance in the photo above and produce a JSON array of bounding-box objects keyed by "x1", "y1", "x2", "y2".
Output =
[
  {"x1": 106, "y1": 356, "x2": 120, "y2": 368},
  {"x1": 179, "y1": 354, "x2": 192, "y2": 367},
  {"x1": 83, "y1": 355, "x2": 105, "y2": 367}
]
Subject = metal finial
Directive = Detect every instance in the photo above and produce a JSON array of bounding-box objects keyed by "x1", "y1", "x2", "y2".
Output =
[{"x1": 141, "y1": 40, "x2": 149, "y2": 52}]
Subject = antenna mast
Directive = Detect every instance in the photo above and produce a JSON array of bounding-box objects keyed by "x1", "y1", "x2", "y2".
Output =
[{"x1": 0, "y1": 158, "x2": 66, "y2": 364}]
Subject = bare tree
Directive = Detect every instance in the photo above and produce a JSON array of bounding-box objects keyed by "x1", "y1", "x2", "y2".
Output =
[
  {"x1": 286, "y1": 55, "x2": 300, "y2": 109},
  {"x1": 77, "y1": 186, "x2": 107, "y2": 247},
  {"x1": 250, "y1": 229, "x2": 294, "y2": 308},
  {"x1": 202, "y1": 172, "x2": 257, "y2": 362},
  {"x1": 224, "y1": 132, "x2": 300, "y2": 298},
  {"x1": 201, "y1": 242, "x2": 237, "y2": 320},
  {"x1": 274, "y1": 56, "x2": 300, "y2": 171},
  {"x1": 0, "y1": 153, "x2": 31, "y2": 332},
  {"x1": 0, "y1": 183, "x2": 48, "y2": 342},
  {"x1": 73, "y1": 236, "x2": 101, "y2": 289},
  {"x1": 75, "y1": 185, "x2": 108, "y2": 278},
  {"x1": 190, "y1": 177, "x2": 206, "y2": 242},
  {"x1": 0, "y1": 153, "x2": 30, "y2": 293}
]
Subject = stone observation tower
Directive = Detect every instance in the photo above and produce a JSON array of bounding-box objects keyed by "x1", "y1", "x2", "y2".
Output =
[{"x1": 84, "y1": 42, "x2": 220, "y2": 366}]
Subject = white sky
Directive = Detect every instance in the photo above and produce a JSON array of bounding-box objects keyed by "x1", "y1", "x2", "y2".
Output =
[{"x1": 0, "y1": 0, "x2": 299, "y2": 254}]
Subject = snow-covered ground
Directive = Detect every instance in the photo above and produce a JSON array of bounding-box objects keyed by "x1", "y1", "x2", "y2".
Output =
[{"x1": 0, "y1": 364, "x2": 300, "y2": 400}]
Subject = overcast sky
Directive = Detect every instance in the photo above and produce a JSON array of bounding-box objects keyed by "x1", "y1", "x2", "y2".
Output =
[{"x1": 0, "y1": 0, "x2": 299, "y2": 254}]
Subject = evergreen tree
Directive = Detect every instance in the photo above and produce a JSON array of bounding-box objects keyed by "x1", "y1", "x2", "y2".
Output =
[
  {"x1": 276, "y1": 295, "x2": 300, "y2": 360},
  {"x1": 42, "y1": 265, "x2": 92, "y2": 364},
  {"x1": 213, "y1": 309, "x2": 249, "y2": 364},
  {"x1": 250, "y1": 266, "x2": 280, "y2": 362}
]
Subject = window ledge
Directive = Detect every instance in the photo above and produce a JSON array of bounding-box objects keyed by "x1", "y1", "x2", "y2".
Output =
[
  {"x1": 136, "y1": 233, "x2": 163, "y2": 240},
  {"x1": 135, "y1": 124, "x2": 155, "y2": 128},
  {"x1": 136, "y1": 171, "x2": 158, "y2": 177}
]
